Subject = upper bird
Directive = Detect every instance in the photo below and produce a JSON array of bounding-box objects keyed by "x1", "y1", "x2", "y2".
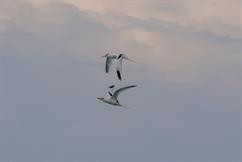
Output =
[
  {"x1": 102, "y1": 53, "x2": 136, "y2": 80},
  {"x1": 97, "y1": 85, "x2": 137, "y2": 108}
]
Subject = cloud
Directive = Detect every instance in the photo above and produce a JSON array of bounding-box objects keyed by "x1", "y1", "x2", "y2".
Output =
[
  {"x1": 28, "y1": 0, "x2": 241, "y2": 85},
  {"x1": 39, "y1": 0, "x2": 241, "y2": 38}
]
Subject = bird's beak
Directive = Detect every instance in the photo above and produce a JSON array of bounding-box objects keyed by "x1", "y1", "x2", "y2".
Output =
[{"x1": 97, "y1": 97, "x2": 103, "y2": 100}]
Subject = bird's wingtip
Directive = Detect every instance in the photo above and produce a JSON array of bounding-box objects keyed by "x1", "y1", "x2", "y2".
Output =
[
  {"x1": 117, "y1": 71, "x2": 122, "y2": 80},
  {"x1": 109, "y1": 85, "x2": 115, "y2": 88}
]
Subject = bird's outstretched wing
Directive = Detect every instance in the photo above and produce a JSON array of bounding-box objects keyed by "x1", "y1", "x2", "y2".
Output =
[
  {"x1": 112, "y1": 85, "x2": 137, "y2": 100},
  {"x1": 123, "y1": 56, "x2": 137, "y2": 64},
  {"x1": 116, "y1": 58, "x2": 123, "y2": 80},
  {"x1": 105, "y1": 57, "x2": 113, "y2": 73},
  {"x1": 105, "y1": 55, "x2": 116, "y2": 73}
]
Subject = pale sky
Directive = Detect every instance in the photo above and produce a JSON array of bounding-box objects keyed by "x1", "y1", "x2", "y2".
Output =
[{"x1": 0, "y1": 0, "x2": 241, "y2": 161}]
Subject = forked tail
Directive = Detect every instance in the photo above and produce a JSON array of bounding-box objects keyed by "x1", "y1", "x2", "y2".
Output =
[{"x1": 120, "y1": 105, "x2": 135, "y2": 110}]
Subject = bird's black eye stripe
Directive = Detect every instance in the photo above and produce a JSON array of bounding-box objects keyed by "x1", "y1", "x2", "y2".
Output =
[{"x1": 109, "y1": 85, "x2": 115, "y2": 88}]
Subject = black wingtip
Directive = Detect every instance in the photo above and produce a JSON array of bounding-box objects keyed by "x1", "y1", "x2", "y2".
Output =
[
  {"x1": 117, "y1": 54, "x2": 123, "y2": 59},
  {"x1": 109, "y1": 85, "x2": 115, "y2": 88},
  {"x1": 117, "y1": 70, "x2": 121, "y2": 80},
  {"x1": 108, "y1": 91, "x2": 113, "y2": 96}
]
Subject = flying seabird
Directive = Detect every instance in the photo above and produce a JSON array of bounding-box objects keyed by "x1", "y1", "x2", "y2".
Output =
[
  {"x1": 102, "y1": 53, "x2": 136, "y2": 80},
  {"x1": 97, "y1": 85, "x2": 137, "y2": 108}
]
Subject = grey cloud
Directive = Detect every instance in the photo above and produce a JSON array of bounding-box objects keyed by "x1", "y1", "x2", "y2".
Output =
[
  {"x1": 107, "y1": 13, "x2": 241, "y2": 42},
  {"x1": 1, "y1": 2, "x2": 113, "y2": 59}
]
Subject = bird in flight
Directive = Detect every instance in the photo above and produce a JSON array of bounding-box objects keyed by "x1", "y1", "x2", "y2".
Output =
[
  {"x1": 97, "y1": 85, "x2": 137, "y2": 108},
  {"x1": 102, "y1": 53, "x2": 136, "y2": 80}
]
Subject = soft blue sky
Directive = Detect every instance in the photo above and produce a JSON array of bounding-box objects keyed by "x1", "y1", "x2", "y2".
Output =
[{"x1": 0, "y1": 0, "x2": 241, "y2": 161}]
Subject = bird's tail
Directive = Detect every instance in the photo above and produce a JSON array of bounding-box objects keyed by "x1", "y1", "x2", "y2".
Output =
[
  {"x1": 126, "y1": 58, "x2": 137, "y2": 64},
  {"x1": 120, "y1": 105, "x2": 135, "y2": 110},
  {"x1": 125, "y1": 57, "x2": 143, "y2": 66}
]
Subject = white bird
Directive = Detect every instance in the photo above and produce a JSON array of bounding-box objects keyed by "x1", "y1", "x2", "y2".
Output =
[
  {"x1": 102, "y1": 53, "x2": 136, "y2": 80},
  {"x1": 101, "y1": 54, "x2": 117, "y2": 73},
  {"x1": 97, "y1": 85, "x2": 137, "y2": 108},
  {"x1": 116, "y1": 54, "x2": 136, "y2": 80}
]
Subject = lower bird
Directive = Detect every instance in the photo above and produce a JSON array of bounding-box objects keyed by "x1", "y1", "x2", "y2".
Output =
[{"x1": 97, "y1": 85, "x2": 137, "y2": 108}]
